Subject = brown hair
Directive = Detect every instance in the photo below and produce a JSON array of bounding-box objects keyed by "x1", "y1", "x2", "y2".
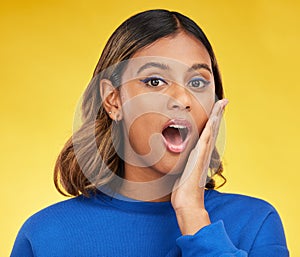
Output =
[{"x1": 54, "y1": 9, "x2": 226, "y2": 197}]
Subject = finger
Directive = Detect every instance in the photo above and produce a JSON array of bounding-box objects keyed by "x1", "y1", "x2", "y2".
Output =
[
  {"x1": 203, "y1": 103, "x2": 225, "y2": 164},
  {"x1": 208, "y1": 99, "x2": 228, "y2": 142},
  {"x1": 178, "y1": 99, "x2": 229, "y2": 187},
  {"x1": 195, "y1": 114, "x2": 218, "y2": 149},
  {"x1": 181, "y1": 146, "x2": 201, "y2": 181},
  {"x1": 209, "y1": 99, "x2": 228, "y2": 119},
  {"x1": 182, "y1": 129, "x2": 212, "y2": 187},
  {"x1": 197, "y1": 99, "x2": 229, "y2": 186},
  {"x1": 195, "y1": 99, "x2": 228, "y2": 148}
]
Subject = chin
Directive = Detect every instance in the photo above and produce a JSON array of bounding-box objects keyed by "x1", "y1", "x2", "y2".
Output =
[{"x1": 150, "y1": 146, "x2": 193, "y2": 176}]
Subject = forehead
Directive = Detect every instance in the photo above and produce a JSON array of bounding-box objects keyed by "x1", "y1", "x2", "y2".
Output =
[{"x1": 132, "y1": 31, "x2": 211, "y2": 68}]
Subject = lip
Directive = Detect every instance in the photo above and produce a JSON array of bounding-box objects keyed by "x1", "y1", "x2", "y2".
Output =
[{"x1": 161, "y1": 119, "x2": 192, "y2": 153}]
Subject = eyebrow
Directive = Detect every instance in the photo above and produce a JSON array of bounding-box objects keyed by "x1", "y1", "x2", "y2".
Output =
[
  {"x1": 137, "y1": 62, "x2": 170, "y2": 74},
  {"x1": 136, "y1": 61, "x2": 212, "y2": 75},
  {"x1": 188, "y1": 63, "x2": 212, "y2": 74}
]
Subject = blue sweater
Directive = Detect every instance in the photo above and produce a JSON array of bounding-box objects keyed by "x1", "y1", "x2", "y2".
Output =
[{"x1": 11, "y1": 190, "x2": 289, "y2": 257}]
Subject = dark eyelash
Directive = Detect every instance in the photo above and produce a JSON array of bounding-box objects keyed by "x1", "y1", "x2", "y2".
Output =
[
  {"x1": 140, "y1": 77, "x2": 168, "y2": 86},
  {"x1": 189, "y1": 77, "x2": 210, "y2": 85},
  {"x1": 188, "y1": 78, "x2": 210, "y2": 89}
]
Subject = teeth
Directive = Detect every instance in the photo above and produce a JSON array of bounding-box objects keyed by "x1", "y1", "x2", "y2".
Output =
[{"x1": 169, "y1": 124, "x2": 187, "y2": 129}]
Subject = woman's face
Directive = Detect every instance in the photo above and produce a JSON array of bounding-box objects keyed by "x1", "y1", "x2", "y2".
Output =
[{"x1": 119, "y1": 31, "x2": 215, "y2": 178}]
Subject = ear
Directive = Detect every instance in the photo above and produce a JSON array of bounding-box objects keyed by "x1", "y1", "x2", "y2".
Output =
[{"x1": 99, "y1": 79, "x2": 123, "y2": 121}]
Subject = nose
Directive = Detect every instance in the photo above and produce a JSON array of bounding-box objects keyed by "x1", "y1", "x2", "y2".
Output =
[{"x1": 166, "y1": 83, "x2": 192, "y2": 111}]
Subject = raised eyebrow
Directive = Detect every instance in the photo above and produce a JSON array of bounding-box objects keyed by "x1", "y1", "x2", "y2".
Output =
[
  {"x1": 188, "y1": 63, "x2": 212, "y2": 74},
  {"x1": 137, "y1": 62, "x2": 170, "y2": 74}
]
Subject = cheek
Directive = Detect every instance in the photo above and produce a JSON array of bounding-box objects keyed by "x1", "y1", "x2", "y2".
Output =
[
  {"x1": 120, "y1": 84, "x2": 166, "y2": 119},
  {"x1": 197, "y1": 115, "x2": 209, "y2": 136},
  {"x1": 120, "y1": 85, "x2": 165, "y2": 156},
  {"x1": 127, "y1": 115, "x2": 152, "y2": 155},
  {"x1": 191, "y1": 83, "x2": 216, "y2": 118},
  {"x1": 126, "y1": 114, "x2": 163, "y2": 156},
  {"x1": 191, "y1": 99, "x2": 211, "y2": 137}
]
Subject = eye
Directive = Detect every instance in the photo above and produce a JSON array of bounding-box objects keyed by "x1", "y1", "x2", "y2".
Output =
[
  {"x1": 188, "y1": 78, "x2": 210, "y2": 89},
  {"x1": 140, "y1": 77, "x2": 168, "y2": 87}
]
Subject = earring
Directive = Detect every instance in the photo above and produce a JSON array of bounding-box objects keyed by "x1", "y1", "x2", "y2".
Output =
[{"x1": 108, "y1": 111, "x2": 120, "y2": 123}]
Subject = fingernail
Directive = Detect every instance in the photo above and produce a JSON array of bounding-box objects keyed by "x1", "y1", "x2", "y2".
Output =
[{"x1": 222, "y1": 99, "x2": 229, "y2": 108}]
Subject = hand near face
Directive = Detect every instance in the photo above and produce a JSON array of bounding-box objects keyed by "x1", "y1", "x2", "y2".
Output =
[{"x1": 171, "y1": 98, "x2": 228, "y2": 235}]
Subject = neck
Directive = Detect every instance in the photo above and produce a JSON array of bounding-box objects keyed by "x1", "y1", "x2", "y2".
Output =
[{"x1": 118, "y1": 162, "x2": 178, "y2": 202}]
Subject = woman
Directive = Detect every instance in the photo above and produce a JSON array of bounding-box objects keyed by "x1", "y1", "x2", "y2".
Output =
[{"x1": 11, "y1": 9, "x2": 289, "y2": 257}]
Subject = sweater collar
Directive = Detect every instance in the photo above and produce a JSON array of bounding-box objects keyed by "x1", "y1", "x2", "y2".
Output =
[{"x1": 94, "y1": 186, "x2": 212, "y2": 215}]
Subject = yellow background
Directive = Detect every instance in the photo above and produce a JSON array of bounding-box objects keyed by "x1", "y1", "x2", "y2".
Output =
[{"x1": 1, "y1": 0, "x2": 299, "y2": 256}]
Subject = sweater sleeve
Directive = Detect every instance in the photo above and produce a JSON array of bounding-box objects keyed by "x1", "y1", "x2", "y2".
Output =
[
  {"x1": 248, "y1": 210, "x2": 289, "y2": 256},
  {"x1": 176, "y1": 220, "x2": 247, "y2": 257},
  {"x1": 10, "y1": 230, "x2": 35, "y2": 257},
  {"x1": 176, "y1": 211, "x2": 289, "y2": 257}
]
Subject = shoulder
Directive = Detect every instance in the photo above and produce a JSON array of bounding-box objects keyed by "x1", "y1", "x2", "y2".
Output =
[
  {"x1": 12, "y1": 194, "x2": 119, "y2": 256},
  {"x1": 18, "y1": 194, "x2": 103, "y2": 237},
  {"x1": 206, "y1": 189, "x2": 277, "y2": 212},
  {"x1": 205, "y1": 190, "x2": 287, "y2": 250},
  {"x1": 205, "y1": 190, "x2": 280, "y2": 223}
]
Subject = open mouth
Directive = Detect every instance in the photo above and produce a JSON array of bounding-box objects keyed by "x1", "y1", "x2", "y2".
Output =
[{"x1": 162, "y1": 120, "x2": 191, "y2": 153}]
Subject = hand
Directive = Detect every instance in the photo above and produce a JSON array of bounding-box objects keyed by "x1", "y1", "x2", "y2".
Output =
[{"x1": 171, "y1": 99, "x2": 229, "y2": 235}]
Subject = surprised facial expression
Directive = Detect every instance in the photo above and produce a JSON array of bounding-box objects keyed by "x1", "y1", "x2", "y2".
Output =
[{"x1": 118, "y1": 32, "x2": 215, "y2": 176}]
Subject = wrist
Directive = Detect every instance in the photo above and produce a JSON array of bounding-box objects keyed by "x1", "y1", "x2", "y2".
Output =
[{"x1": 175, "y1": 208, "x2": 211, "y2": 235}]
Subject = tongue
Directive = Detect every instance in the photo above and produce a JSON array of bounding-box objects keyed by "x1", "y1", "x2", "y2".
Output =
[{"x1": 162, "y1": 127, "x2": 183, "y2": 145}]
